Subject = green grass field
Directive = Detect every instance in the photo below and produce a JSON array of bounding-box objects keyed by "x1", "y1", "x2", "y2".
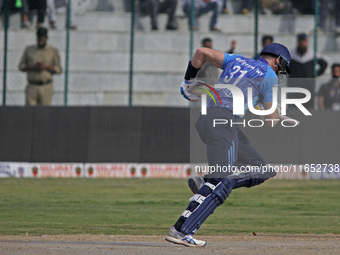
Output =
[{"x1": 0, "y1": 178, "x2": 339, "y2": 236}]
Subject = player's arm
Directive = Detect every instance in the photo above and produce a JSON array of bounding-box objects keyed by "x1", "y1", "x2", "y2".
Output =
[
  {"x1": 263, "y1": 102, "x2": 279, "y2": 127},
  {"x1": 191, "y1": 48, "x2": 225, "y2": 70},
  {"x1": 181, "y1": 48, "x2": 225, "y2": 101}
]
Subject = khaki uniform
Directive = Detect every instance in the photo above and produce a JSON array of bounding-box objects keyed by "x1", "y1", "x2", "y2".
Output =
[{"x1": 18, "y1": 45, "x2": 62, "y2": 106}]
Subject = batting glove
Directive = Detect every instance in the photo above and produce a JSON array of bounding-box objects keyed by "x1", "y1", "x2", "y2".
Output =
[{"x1": 180, "y1": 80, "x2": 200, "y2": 102}]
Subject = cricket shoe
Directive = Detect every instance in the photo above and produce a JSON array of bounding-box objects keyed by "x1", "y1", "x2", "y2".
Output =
[
  {"x1": 188, "y1": 176, "x2": 204, "y2": 194},
  {"x1": 165, "y1": 226, "x2": 206, "y2": 247}
]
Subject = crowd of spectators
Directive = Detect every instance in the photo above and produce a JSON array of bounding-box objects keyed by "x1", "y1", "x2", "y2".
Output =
[
  {"x1": 1, "y1": 0, "x2": 339, "y2": 109},
  {"x1": 0, "y1": 0, "x2": 77, "y2": 29},
  {"x1": 1, "y1": 0, "x2": 339, "y2": 35}
]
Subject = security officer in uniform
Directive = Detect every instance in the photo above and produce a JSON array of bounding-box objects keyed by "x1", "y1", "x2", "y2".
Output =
[{"x1": 18, "y1": 27, "x2": 62, "y2": 106}]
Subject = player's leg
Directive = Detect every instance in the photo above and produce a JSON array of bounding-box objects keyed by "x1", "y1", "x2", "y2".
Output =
[
  {"x1": 237, "y1": 128, "x2": 266, "y2": 167},
  {"x1": 195, "y1": 108, "x2": 238, "y2": 176},
  {"x1": 167, "y1": 176, "x2": 238, "y2": 246},
  {"x1": 187, "y1": 110, "x2": 238, "y2": 193},
  {"x1": 187, "y1": 175, "x2": 204, "y2": 194},
  {"x1": 179, "y1": 176, "x2": 238, "y2": 235},
  {"x1": 188, "y1": 117, "x2": 238, "y2": 193},
  {"x1": 187, "y1": 129, "x2": 275, "y2": 193},
  {"x1": 233, "y1": 129, "x2": 276, "y2": 189},
  {"x1": 166, "y1": 107, "x2": 239, "y2": 246}
]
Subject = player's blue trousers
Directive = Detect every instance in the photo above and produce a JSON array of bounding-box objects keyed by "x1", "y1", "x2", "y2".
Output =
[
  {"x1": 195, "y1": 106, "x2": 266, "y2": 179},
  {"x1": 179, "y1": 107, "x2": 267, "y2": 232}
]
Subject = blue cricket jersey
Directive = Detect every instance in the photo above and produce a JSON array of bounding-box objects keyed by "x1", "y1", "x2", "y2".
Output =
[{"x1": 207, "y1": 53, "x2": 278, "y2": 113}]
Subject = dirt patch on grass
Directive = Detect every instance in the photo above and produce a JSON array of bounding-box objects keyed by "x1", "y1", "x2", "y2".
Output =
[{"x1": 1, "y1": 234, "x2": 339, "y2": 255}]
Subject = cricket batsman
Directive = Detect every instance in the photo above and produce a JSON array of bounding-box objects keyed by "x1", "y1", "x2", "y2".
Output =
[{"x1": 165, "y1": 43, "x2": 292, "y2": 247}]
